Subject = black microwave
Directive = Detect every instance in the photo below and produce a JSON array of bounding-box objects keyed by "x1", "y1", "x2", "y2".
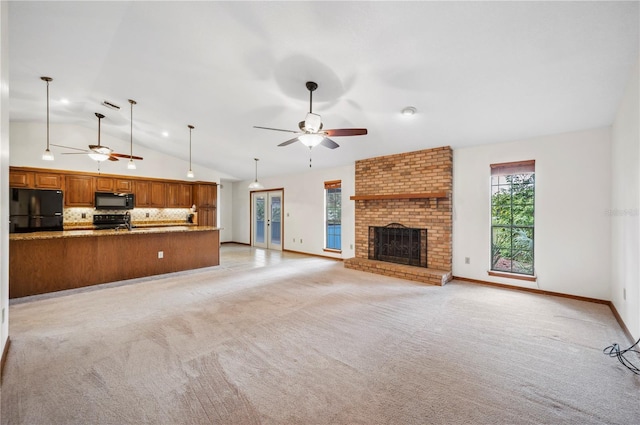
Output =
[{"x1": 94, "y1": 192, "x2": 135, "y2": 210}]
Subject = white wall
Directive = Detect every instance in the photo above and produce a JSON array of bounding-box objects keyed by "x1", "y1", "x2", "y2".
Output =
[
  {"x1": 1, "y1": 0, "x2": 10, "y2": 359},
  {"x1": 453, "y1": 127, "x2": 612, "y2": 300},
  {"x1": 10, "y1": 122, "x2": 230, "y2": 183},
  {"x1": 219, "y1": 179, "x2": 234, "y2": 242},
  {"x1": 231, "y1": 164, "x2": 355, "y2": 259},
  {"x1": 611, "y1": 56, "x2": 640, "y2": 340}
]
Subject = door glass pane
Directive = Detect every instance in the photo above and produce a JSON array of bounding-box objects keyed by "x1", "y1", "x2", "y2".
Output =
[
  {"x1": 255, "y1": 195, "x2": 265, "y2": 244},
  {"x1": 270, "y1": 195, "x2": 281, "y2": 245}
]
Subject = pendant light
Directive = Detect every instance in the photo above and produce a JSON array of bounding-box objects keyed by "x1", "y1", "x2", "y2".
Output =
[
  {"x1": 87, "y1": 113, "x2": 110, "y2": 162},
  {"x1": 127, "y1": 99, "x2": 137, "y2": 170},
  {"x1": 187, "y1": 125, "x2": 194, "y2": 178},
  {"x1": 248, "y1": 158, "x2": 264, "y2": 190},
  {"x1": 41, "y1": 76, "x2": 54, "y2": 161}
]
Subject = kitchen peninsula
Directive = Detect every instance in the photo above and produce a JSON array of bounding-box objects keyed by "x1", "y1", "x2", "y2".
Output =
[
  {"x1": 9, "y1": 166, "x2": 220, "y2": 299},
  {"x1": 10, "y1": 226, "x2": 220, "y2": 298}
]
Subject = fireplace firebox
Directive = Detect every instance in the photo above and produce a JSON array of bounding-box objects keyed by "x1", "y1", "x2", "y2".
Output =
[{"x1": 368, "y1": 223, "x2": 427, "y2": 268}]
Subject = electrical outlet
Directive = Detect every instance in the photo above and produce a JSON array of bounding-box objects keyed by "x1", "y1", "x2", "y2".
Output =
[
  {"x1": 350, "y1": 244, "x2": 353, "y2": 250},
  {"x1": 158, "y1": 251, "x2": 164, "y2": 259},
  {"x1": 293, "y1": 238, "x2": 295, "y2": 243},
  {"x1": 623, "y1": 288, "x2": 626, "y2": 300},
  {"x1": 81, "y1": 213, "x2": 86, "y2": 219},
  {"x1": 146, "y1": 212, "x2": 150, "y2": 218},
  {"x1": 465, "y1": 257, "x2": 470, "y2": 264},
  {"x1": 300, "y1": 239, "x2": 302, "y2": 244},
  {"x1": 1, "y1": 308, "x2": 4, "y2": 324}
]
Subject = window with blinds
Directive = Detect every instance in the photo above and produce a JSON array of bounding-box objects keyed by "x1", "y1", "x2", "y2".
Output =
[
  {"x1": 490, "y1": 160, "x2": 535, "y2": 275},
  {"x1": 325, "y1": 180, "x2": 342, "y2": 251}
]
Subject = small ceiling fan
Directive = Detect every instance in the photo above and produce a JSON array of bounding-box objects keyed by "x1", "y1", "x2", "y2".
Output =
[
  {"x1": 52, "y1": 112, "x2": 144, "y2": 162},
  {"x1": 254, "y1": 81, "x2": 367, "y2": 150}
]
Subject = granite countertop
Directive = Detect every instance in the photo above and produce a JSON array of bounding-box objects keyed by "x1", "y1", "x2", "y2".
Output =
[{"x1": 10, "y1": 226, "x2": 219, "y2": 241}]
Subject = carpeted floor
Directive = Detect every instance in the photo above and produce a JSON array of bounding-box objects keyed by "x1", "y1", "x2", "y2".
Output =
[{"x1": 2, "y1": 244, "x2": 639, "y2": 424}]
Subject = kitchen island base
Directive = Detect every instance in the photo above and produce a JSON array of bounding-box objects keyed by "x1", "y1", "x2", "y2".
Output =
[{"x1": 9, "y1": 227, "x2": 219, "y2": 298}]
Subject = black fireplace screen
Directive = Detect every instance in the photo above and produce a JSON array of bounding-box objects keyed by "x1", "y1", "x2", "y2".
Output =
[{"x1": 369, "y1": 223, "x2": 427, "y2": 267}]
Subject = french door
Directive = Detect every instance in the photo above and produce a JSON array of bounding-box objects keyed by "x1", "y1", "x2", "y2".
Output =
[{"x1": 252, "y1": 190, "x2": 283, "y2": 251}]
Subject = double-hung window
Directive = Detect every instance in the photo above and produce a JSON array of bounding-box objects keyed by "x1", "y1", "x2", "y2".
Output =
[
  {"x1": 325, "y1": 180, "x2": 342, "y2": 251},
  {"x1": 491, "y1": 161, "x2": 535, "y2": 275}
]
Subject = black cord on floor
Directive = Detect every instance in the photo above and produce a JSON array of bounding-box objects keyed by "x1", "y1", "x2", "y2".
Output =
[{"x1": 603, "y1": 338, "x2": 640, "y2": 375}]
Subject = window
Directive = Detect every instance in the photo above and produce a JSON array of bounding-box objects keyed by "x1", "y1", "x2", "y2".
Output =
[
  {"x1": 491, "y1": 160, "x2": 535, "y2": 275},
  {"x1": 325, "y1": 180, "x2": 342, "y2": 251}
]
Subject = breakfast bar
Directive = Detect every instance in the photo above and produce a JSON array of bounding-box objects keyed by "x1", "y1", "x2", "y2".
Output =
[{"x1": 9, "y1": 226, "x2": 220, "y2": 298}]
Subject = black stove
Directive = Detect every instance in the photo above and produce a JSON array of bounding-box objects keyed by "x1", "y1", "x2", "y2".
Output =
[{"x1": 93, "y1": 213, "x2": 130, "y2": 229}]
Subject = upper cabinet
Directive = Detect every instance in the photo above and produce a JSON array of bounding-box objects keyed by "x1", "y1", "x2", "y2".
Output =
[
  {"x1": 95, "y1": 177, "x2": 134, "y2": 193},
  {"x1": 194, "y1": 183, "x2": 217, "y2": 208},
  {"x1": 9, "y1": 169, "x2": 62, "y2": 189},
  {"x1": 9, "y1": 166, "x2": 214, "y2": 210},
  {"x1": 64, "y1": 175, "x2": 94, "y2": 207},
  {"x1": 167, "y1": 183, "x2": 192, "y2": 208}
]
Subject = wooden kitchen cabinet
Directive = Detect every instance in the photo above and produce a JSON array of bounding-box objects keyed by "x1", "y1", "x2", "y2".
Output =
[
  {"x1": 64, "y1": 175, "x2": 94, "y2": 207},
  {"x1": 9, "y1": 169, "x2": 62, "y2": 189},
  {"x1": 194, "y1": 183, "x2": 217, "y2": 208},
  {"x1": 167, "y1": 183, "x2": 192, "y2": 208},
  {"x1": 134, "y1": 180, "x2": 151, "y2": 207},
  {"x1": 9, "y1": 170, "x2": 32, "y2": 188},
  {"x1": 35, "y1": 172, "x2": 63, "y2": 189},
  {"x1": 150, "y1": 181, "x2": 167, "y2": 207},
  {"x1": 197, "y1": 207, "x2": 216, "y2": 227},
  {"x1": 96, "y1": 177, "x2": 134, "y2": 193}
]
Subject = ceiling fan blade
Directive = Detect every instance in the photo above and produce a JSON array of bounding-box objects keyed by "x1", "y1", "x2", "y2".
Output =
[
  {"x1": 323, "y1": 128, "x2": 368, "y2": 137},
  {"x1": 111, "y1": 152, "x2": 144, "y2": 160},
  {"x1": 320, "y1": 138, "x2": 340, "y2": 149},
  {"x1": 254, "y1": 126, "x2": 300, "y2": 134},
  {"x1": 278, "y1": 137, "x2": 300, "y2": 147},
  {"x1": 51, "y1": 144, "x2": 88, "y2": 152},
  {"x1": 60, "y1": 152, "x2": 91, "y2": 155},
  {"x1": 108, "y1": 156, "x2": 119, "y2": 162}
]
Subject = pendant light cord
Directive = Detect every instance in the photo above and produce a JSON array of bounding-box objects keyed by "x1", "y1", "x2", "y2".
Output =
[{"x1": 46, "y1": 79, "x2": 50, "y2": 150}]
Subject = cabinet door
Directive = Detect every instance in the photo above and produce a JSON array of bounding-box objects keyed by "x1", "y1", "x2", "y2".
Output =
[
  {"x1": 167, "y1": 183, "x2": 193, "y2": 207},
  {"x1": 195, "y1": 183, "x2": 217, "y2": 208},
  {"x1": 9, "y1": 170, "x2": 33, "y2": 188},
  {"x1": 134, "y1": 180, "x2": 151, "y2": 207},
  {"x1": 114, "y1": 179, "x2": 134, "y2": 193},
  {"x1": 150, "y1": 182, "x2": 166, "y2": 207},
  {"x1": 34, "y1": 172, "x2": 63, "y2": 189},
  {"x1": 198, "y1": 207, "x2": 216, "y2": 227},
  {"x1": 95, "y1": 177, "x2": 114, "y2": 192},
  {"x1": 65, "y1": 175, "x2": 95, "y2": 207}
]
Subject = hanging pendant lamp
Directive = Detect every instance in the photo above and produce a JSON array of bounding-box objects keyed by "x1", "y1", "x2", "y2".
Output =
[
  {"x1": 187, "y1": 125, "x2": 195, "y2": 178},
  {"x1": 41, "y1": 76, "x2": 54, "y2": 161},
  {"x1": 127, "y1": 99, "x2": 137, "y2": 170},
  {"x1": 248, "y1": 158, "x2": 264, "y2": 190}
]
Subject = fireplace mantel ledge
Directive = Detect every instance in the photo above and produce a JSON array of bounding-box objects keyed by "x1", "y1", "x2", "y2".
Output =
[{"x1": 349, "y1": 191, "x2": 448, "y2": 201}]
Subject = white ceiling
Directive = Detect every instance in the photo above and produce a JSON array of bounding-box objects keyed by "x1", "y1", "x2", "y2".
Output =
[{"x1": 8, "y1": 1, "x2": 639, "y2": 181}]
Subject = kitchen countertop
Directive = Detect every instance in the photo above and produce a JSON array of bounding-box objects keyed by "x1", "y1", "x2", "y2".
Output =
[{"x1": 10, "y1": 226, "x2": 219, "y2": 241}]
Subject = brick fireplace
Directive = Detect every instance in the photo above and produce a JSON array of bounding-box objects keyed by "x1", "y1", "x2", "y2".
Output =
[{"x1": 344, "y1": 146, "x2": 453, "y2": 286}]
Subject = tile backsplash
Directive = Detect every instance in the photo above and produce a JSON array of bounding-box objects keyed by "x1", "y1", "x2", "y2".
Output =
[{"x1": 65, "y1": 207, "x2": 192, "y2": 225}]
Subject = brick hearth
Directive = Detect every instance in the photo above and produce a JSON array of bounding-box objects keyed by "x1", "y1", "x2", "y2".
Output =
[{"x1": 344, "y1": 146, "x2": 453, "y2": 286}]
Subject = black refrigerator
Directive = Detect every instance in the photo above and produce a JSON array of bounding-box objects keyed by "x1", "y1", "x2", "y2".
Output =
[{"x1": 9, "y1": 188, "x2": 64, "y2": 233}]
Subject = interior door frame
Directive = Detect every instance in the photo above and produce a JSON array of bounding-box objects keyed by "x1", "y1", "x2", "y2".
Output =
[{"x1": 250, "y1": 188, "x2": 284, "y2": 250}]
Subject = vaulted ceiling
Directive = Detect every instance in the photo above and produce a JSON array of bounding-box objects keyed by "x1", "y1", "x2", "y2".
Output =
[{"x1": 8, "y1": 1, "x2": 639, "y2": 181}]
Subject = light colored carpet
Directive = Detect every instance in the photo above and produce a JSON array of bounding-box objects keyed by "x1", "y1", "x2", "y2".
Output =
[{"x1": 2, "y1": 244, "x2": 639, "y2": 424}]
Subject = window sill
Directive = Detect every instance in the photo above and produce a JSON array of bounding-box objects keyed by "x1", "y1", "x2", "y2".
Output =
[
  {"x1": 487, "y1": 270, "x2": 537, "y2": 282},
  {"x1": 323, "y1": 248, "x2": 342, "y2": 254}
]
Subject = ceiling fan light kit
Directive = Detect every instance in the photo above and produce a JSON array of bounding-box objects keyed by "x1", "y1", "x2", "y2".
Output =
[{"x1": 41, "y1": 76, "x2": 54, "y2": 161}]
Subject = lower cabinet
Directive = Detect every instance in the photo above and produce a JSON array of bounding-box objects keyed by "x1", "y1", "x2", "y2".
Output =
[{"x1": 198, "y1": 207, "x2": 216, "y2": 227}]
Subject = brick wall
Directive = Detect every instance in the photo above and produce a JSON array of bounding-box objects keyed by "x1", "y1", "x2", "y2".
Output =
[{"x1": 349, "y1": 146, "x2": 452, "y2": 276}]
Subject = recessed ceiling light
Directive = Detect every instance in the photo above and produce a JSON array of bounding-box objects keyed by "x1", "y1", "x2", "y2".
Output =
[
  {"x1": 401, "y1": 106, "x2": 417, "y2": 116},
  {"x1": 162, "y1": 131, "x2": 169, "y2": 138},
  {"x1": 60, "y1": 98, "x2": 69, "y2": 105}
]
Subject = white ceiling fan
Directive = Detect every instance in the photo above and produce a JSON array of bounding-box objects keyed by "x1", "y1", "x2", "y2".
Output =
[{"x1": 254, "y1": 81, "x2": 368, "y2": 150}]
